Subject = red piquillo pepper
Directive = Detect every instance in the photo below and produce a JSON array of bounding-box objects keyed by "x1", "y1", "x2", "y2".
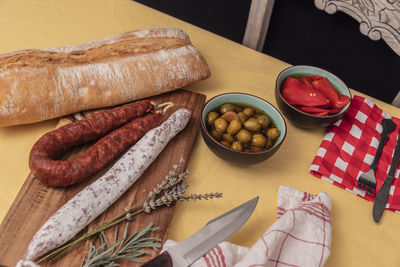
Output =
[
  {"x1": 300, "y1": 76, "x2": 313, "y2": 89},
  {"x1": 299, "y1": 106, "x2": 342, "y2": 114},
  {"x1": 281, "y1": 75, "x2": 350, "y2": 117},
  {"x1": 310, "y1": 76, "x2": 350, "y2": 109},
  {"x1": 282, "y1": 77, "x2": 329, "y2": 107}
]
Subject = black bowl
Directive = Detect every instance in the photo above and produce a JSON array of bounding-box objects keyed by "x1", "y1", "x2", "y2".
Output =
[{"x1": 275, "y1": 65, "x2": 352, "y2": 129}]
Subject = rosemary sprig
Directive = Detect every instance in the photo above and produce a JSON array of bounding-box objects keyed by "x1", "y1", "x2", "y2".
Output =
[
  {"x1": 37, "y1": 159, "x2": 223, "y2": 263},
  {"x1": 81, "y1": 223, "x2": 161, "y2": 267}
]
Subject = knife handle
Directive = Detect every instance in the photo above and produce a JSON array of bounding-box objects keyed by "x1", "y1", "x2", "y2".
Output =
[{"x1": 141, "y1": 251, "x2": 173, "y2": 267}]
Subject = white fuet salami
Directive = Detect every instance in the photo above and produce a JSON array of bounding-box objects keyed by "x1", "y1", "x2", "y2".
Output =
[{"x1": 25, "y1": 108, "x2": 191, "y2": 261}]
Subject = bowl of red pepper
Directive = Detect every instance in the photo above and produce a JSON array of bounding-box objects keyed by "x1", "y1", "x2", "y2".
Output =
[{"x1": 275, "y1": 65, "x2": 351, "y2": 129}]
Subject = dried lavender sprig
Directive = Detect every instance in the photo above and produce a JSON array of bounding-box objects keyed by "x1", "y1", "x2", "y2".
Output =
[
  {"x1": 144, "y1": 191, "x2": 224, "y2": 213},
  {"x1": 147, "y1": 159, "x2": 189, "y2": 199},
  {"x1": 179, "y1": 192, "x2": 224, "y2": 201},
  {"x1": 143, "y1": 184, "x2": 188, "y2": 213}
]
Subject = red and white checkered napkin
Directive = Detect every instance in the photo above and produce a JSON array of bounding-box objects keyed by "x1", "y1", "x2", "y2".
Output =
[
  {"x1": 163, "y1": 186, "x2": 332, "y2": 267},
  {"x1": 310, "y1": 95, "x2": 400, "y2": 212}
]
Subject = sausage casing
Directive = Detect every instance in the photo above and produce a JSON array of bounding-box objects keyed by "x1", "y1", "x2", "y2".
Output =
[{"x1": 29, "y1": 100, "x2": 161, "y2": 187}]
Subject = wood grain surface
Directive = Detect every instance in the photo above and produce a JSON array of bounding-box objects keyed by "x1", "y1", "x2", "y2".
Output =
[{"x1": 0, "y1": 89, "x2": 205, "y2": 267}]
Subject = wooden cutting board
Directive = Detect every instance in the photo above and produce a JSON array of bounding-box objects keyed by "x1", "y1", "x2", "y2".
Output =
[{"x1": 0, "y1": 89, "x2": 205, "y2": 267}]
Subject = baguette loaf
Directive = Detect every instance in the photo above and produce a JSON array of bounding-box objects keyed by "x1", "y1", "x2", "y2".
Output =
[{"x1": 0, "y1": 27, "x2": 210, "y2": 126}]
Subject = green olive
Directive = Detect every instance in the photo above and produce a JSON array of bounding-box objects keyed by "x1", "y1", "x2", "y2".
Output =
[
  {"x1": 222, "y1": 133, "x2": 235, "y2": 144},
  {"x1": 251, "y1": 134, "x2": 267, "y2": 147},
  {"x1": 250, "y1": 146, "x2": 263, "y2": 152},
  {"x1": 227, "y1": 120, "x2": 242, "y2": 135},
  {"x1": 243, "y1": 107, "x2": 254, "y2": 117},
  {"x1": 220, "y1": 103, "x2": 236, "y2": 114},
  {"x1": 266, "y1": 128, "x2": 280, "y2": 140},
  {"x1": 244, "y1": 118, "x2": 261, "y2": 132},
  {"x1": 211, "y1": 129, "x2": 222, "y2": 141},
  {"x1": 236, "y1": 129, "x2": 252, "y2": 144},
  {"x1": 231, "y1": 141, "x2": 243, "y2": 151},
  {"x1": 237, "y1": 112, "x2": 248, "y2": 124},
  {"x1": 265, "y1": 137, "x2": 273, "y2": 148},
  {"x1": 207, "y1": 112, "x2": 219, "y2": 124},
  {"x1": 220, "y1": 140, "x2": 231, "y2": 147},
  {"x1": 221, "y1": 111, "x2": 239, "y2": 122},
  {"x1": 257, "y1": 115, "x2": 271, "y2": 129},
  {"x1": 214, "y1": 118, "x2": 228, "y2": 133}
]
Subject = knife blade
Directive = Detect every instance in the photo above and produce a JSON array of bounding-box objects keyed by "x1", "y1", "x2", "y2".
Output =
[
  {"x1": 372, "y1": 128, "x2": 400, "y2": 223},
  {"x1": 141, "y1": 196, "x2": 259, "y2": 267}
]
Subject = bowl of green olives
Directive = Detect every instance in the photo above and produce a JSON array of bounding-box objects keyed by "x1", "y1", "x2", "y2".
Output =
[{"x1": 200, "y1": 93, "x2": 287, "y2": 164}]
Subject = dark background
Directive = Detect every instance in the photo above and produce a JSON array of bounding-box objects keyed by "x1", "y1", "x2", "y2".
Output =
[{"x1": 135, "y1": 0, "x2": 400, "y2": 104}]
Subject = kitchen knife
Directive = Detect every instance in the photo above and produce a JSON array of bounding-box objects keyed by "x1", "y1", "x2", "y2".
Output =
[
  {"x1": 372, "y1": 128, "x2": 400, "y2": 223},
  {"x1": 141, "y1": 196, "x2": 259, "y2": 267}
]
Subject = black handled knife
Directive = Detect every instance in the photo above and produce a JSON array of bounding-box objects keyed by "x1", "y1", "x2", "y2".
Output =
[{"x1": 372, "y1": 128, "x2": 400, "y2": 223}]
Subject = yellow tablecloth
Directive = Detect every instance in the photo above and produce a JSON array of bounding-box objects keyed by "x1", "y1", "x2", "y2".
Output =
[{"x1": 0, "y1": 0, "x2": 399, "y2": 266}]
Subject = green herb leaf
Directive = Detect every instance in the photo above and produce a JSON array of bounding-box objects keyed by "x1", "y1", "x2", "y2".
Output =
[{"x1": 81, "y1": 223, "x2": 161, "y2": 267}]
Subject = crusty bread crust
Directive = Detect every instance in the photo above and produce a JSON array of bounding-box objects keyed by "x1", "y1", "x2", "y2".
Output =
[{"x1": 0, "y1": 27, "x2": 210, "y2": 126}]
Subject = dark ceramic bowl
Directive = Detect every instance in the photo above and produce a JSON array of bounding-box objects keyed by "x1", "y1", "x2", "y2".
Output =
[
  {"x1": 200, "y1": 93, "x2": 287, "y2": 164},
  {"x1": 275, "y1": 65, "x2": 352, "y2": 129}
]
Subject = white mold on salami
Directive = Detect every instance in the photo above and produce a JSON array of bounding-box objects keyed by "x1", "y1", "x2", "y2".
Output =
[
  {"x1": 24, "y1": 108, "x2": 191, "y2": 261},
  {"x1": 16, "y1": 260, "x2": 40, "y2": 267}
]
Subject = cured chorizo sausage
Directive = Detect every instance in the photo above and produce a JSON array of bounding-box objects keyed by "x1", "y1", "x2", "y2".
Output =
[
  {"x1": 29, "y1": 100, "x2": 161, "y2": 187},
  {"x1": 24, "y1": 108, "x2": 191, "y2": 261}
]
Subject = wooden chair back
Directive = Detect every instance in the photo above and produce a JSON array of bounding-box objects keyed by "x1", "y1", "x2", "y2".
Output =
[{"x1": 242, "y1": 0, "x2": 275, "y2": 51}]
